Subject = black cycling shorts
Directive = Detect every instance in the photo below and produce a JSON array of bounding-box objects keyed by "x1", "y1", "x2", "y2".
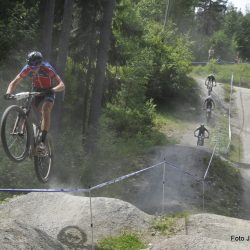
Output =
[{"x1": 32, "y1": 87, "x2": 55, "y2": 108}]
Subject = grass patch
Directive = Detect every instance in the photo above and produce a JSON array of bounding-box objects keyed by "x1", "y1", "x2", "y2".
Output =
[
  {"x1": 96, "y1": 232, "x2": 146, "y2": 250},
  {"x1": 223, "y1": 83, "x2": 235, "y2": 103},
  {"x1": 228, "y1": 133, "x2": 243, "y2": 163},
  {"x1": 151, "y1": 212, "x2": 189, "y2": 236},
  {"x1": 191, "y1": 63, "x2": 250, "y2": 88},
  {"x1": 154, "y1": 112, "x2": 190, "y2": 144},
  {"x1": 209, "y1": 115, "x2": 229, "y2": 154},
  {"x1": 203, "y1": 156, "x2": 242, "y2": 217}
]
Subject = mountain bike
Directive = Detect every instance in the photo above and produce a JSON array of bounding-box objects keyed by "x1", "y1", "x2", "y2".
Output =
[
  {"x1": 205, "y1": 78, "x2": 216, "y2": 95},
  {"x1": 1, "y1": 92, "x2": 54, "y2": 183},
  {"x1": 207, "y1": 84, "x2": 213, "y2": 95},
  {"x1": 194, "y1": 134, "x2": 209, "y2": 146},
  {"x1": 204, "y1": 106, "x2": 214, "y2": 122}
]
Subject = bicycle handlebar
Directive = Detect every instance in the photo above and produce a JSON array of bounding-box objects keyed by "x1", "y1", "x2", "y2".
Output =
[
  {"x1": 4, "y1": 92, "x2": 44, "y2": 101},
  {"x1": 194, "y1": 134, "x2": 209, "y2": 138}
]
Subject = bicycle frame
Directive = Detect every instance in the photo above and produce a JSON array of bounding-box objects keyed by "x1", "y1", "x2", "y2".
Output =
[
  {"x1": 10, "y1": 92, "x2": 43, "y2": 149},
  {"x1": 9, "y1": 92, "x2": 39, "y2": 114}
]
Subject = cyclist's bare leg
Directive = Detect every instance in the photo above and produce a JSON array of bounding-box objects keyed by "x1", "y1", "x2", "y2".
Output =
[{"x1": 41, "y1": 101, "x2": 53, "y2": 132}]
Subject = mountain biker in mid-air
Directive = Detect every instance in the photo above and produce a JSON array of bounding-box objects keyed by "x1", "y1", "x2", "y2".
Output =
[
  {"x1": 205, "y1": 74, "x2": 216, "y2": 88},
  {"x1": 203, "y1": 95, "x2": 215, "y2": 110},
  {"x1": 4, "y1": 51, "x2": 65, "y2": 155},
  {"x1": 194, "y1": 124, "x2": 209, "y2": 138}
]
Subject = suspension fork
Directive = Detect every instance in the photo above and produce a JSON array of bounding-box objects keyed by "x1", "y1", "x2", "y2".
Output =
[{"x1": 11, "y1": 113, "x2": 26, "y2": 135}]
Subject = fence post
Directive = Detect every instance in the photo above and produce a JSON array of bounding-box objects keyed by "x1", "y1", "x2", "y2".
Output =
[
  {"x1": 89, "y1": 188, "x2": 94, "y2": 250},
  {"x1": 202, "y1": 180, "x2": 205, "y2": 211},
  {"x1": 161, "y1": 160, "x2": 166, "y2": 215}
]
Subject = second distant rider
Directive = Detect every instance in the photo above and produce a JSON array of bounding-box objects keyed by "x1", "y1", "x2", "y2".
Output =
[
  {"x1": 194, "y1": 124, "x2": 209, "y2": 138},
  {"x1": 203, "y1": 96, "x2": 215, "y2": 110},
  {"x1": 205, "y1": 74, "x2": 216, "y2": 87}
]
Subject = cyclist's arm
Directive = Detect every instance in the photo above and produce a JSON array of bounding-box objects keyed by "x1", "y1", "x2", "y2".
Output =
[
  {"x1": 205, "y1": 128, "x2": 209, "y2": 138},
  {"x1": 52, "y1": 75, "x2": 65, "y2": 92},
  {"x1": 6, "y1": 74, "x2": 23, "y2": 94},
  {"x1": 194, "y1": 128, "x2": 199, "y2": 136}
]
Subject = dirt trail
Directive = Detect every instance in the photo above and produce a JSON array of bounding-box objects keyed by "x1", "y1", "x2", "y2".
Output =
[
  {"x1": 232, "y1": 86, "x2": 250, "y2": 164},
  {"x1": 180, "y1": 77, "x2": 227, "y2": 149},
  {"x1": 194, "y1": 77, "x2": 250, "y2": 219},
  {"x1": 231, "y1": 86, "x2": 250, "y2": 218}
]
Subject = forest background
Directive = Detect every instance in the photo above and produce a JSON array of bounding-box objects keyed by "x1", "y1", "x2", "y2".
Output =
[{"x1": 0, "y1": 0, "x2": 250, "y2": 197}]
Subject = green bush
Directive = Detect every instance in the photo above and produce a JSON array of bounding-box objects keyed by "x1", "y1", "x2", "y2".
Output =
[
  {"x1": 152, "y1": 212, "x2": 189, "y2": 236},
  {"x1": 105, "y1": 99, "x2": 155, "y2": 136},
  {"x1": 97, "y1": 233, "x2": 146, "y2": 250}
]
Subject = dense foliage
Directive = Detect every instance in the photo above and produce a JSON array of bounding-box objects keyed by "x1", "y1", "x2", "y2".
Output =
[{"x1": 0, "y1": 0, "x2": 249, "y2": 189}]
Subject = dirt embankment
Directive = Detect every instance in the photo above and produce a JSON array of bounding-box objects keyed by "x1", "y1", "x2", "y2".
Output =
[{"x1": 230, "y1": 86, "x2": 250, "y2": 219}]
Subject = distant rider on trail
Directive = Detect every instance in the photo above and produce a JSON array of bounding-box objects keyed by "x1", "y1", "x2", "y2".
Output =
[
  {"x1": 205, "y1": 74, "x2": 216, "y2": 88},
  {"x1": 203, "y1": 95, "x2": 215, "y2": 110},
  {"x1": 194, "y1": 124, "x2": 209, "y2": 138},
  {"x1": 4, "y1": 51, "x2": 65, "y2": 155}
]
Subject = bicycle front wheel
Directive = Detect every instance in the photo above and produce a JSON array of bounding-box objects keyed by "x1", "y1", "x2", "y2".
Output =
[
  {"x1": 1, "y1": 105, "x2": 31, "y2": 162},
  {"x1": 34, "y1": 136, "x2": 54, "y2": 183}
]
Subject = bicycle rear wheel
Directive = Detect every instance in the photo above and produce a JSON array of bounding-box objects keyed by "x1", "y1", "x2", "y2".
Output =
[
  {"x1": 34, "y1": 136, "x2": 54, "y2": 183},
  {"x1": 1, "y1": 105, "x2": 31, "y2": 162}
]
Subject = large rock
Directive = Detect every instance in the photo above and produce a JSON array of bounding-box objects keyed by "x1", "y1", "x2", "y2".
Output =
[
  {"x1": 0, "y1": 218, "x2": 65, "y2": 250},
  {"x1": 0, "y1": 192, "x2": 152, "y2": 247},
  {"x1": 152, "y1": 235, "x2": 248, "y2": 250},
  {"x1": 151, "y1": 213, "x2": 250, "y2": 250}
]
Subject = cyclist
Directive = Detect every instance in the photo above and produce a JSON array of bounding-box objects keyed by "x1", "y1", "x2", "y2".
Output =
[
  {"x1": 205, "y1": 74, "x2": 216, "y2": 88},
  {"x1": 203, "y1": 95, "x2": 215, "y2": 110},
  {"x1": 4, "y1": 51, "x2": 65, "y2": 154},
  {"x1": 194, "y1": 124, "x2": 209, "y2": 138}
]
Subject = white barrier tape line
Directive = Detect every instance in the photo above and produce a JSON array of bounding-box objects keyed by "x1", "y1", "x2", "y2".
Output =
[
  {"x1": 202, "y1": 180, "x2": 205, "y2": 211},
  {"x1": 0, "y1": 188, "x2": 90, "y2": 193},
  {"x1": 203, "y1": 143, "x2": 218, "y2": 180},
  {"x1": 164, "y1": 161, "x2": 203, "y2": 182},
  {"x1": 226, "y1": 74, "x2": 234, "y2": 152},
  {"x1": 238, "y1": 75, "x2": 245, "y2": 161},
  {"x1": 90, "y1": 161, "x2": 166, "y2": 191}
]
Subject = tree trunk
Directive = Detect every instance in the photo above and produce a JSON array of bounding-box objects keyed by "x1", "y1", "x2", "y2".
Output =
[
  {"x1": 53, "y1": 0, "x2": 73, "y2": 134},
  {"x1": 82, "y1": 18, "x2": 98, "y2": 143},
  {"x1": 56, "y1": 0, "x2": 73, "y2": 77},
  {"x1": 41, "y1": 0, "x2": 55, "y2": 61},
  {"x1": 86, "y1": 0, "x2": 116, "y2": 151}
]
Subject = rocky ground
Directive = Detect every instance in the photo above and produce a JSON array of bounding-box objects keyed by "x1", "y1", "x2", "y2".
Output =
[
  {"x1": 0, "y1": 193, "x2": 152, "y2": 249},
  {"x1": 1, "y1": 193, "x2": 250, "y2": 249},
  {"x1": 152, "y1": 213, "x2": 250, "y2": 250}
]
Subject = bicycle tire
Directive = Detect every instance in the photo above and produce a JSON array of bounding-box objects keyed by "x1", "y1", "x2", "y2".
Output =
[
  {"x1": 34, "y1": 135, "x2": 54, "y2": 183},
  {"x1": 206, "y1": 111, "x2": 211, "y2": 122},
  {"x1": 1, "y1": 105, "x2": 31, "y2": 162},
  {"x1": 197, "y1": 136, "x2": 204, "y2": 146}
]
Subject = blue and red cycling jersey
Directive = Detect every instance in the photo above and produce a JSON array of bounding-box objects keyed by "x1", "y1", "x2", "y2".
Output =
[{"x1": 19, "y1": 62, "x2": 59, "y2": 89}]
